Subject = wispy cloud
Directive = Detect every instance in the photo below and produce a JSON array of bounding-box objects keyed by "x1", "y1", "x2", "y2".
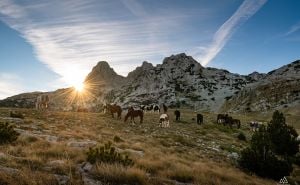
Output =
[
  {"x1": 0, "y1": 0, "x2": 191, "y2": 86},
  {"x1": 285, "y1": 22, "x2": 300, "y2": 36},
  {"x1": 196, "y1": 0, "x2": 267, "y2": 66},
  {"x1": 0, "y1": 73, "x2": 24, "y2": 99}
]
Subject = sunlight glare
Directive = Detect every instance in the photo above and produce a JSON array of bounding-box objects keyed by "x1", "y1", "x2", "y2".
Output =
[{"x1": 74, "y1": 82, "x2": 85, "y2": 92}]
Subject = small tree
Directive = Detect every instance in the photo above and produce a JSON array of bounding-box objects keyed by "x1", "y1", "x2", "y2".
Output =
[
  {"x1": 239, "y1": 125, "x2": 292, "y2": 180},
  {"x1": 267, "y1": 110, "x2": 299, "y2": 156}
]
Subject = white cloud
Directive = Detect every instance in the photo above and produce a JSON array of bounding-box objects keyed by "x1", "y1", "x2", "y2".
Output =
[
  {"x1": 0, "y1": 73, "x2": 24, "y2": 99},
  {"x1": 285, "y1": 22, "x2": 300, "y2": 36},
  {"x1": 196, "y1": 0, "x2": 267, "y2": 66},
  {"x1": 0, "y1": 0, "x2": 190, "y2": 87}
]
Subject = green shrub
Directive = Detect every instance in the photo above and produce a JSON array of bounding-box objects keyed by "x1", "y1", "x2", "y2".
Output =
[
  {"x1": 10, "y1": 111, "x2": 24, "y2": 119},
  {"x1": 0, "y1": 122, "x2": 19, "y2": 144},
  {"x1": 267, "y1": 110, "x2": 299, "y2": 156},
  {"x1": 237, "y1": 132, "x2": 246, "y2": 141},
  {"x1": 87, "y1": 142, "x2": 134, "y2": 166},
  {"x1": 239, "y1": 125, "x2": 293, "y2": 180}
]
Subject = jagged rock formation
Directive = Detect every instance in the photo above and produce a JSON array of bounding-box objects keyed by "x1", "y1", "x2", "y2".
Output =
[
  {"x1": 0, "y1": 54, "x2": 299, "y2": 113},
  {"x1": 222, "y1": 60, "x2": 300, "y2": 113}
]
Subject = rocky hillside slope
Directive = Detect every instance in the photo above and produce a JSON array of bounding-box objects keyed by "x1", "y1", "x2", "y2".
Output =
[
  {"x1": 221, "y1": 60, "x2": 300, "y2": 113},
  {"x1": 0, "y1": 54, "x2": 299, "y2": 113}
]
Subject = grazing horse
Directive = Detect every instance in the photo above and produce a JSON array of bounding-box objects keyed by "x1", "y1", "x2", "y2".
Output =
[
  {"x1": 162, "y1": 104, "x2": 168, "y2": 113},
  {"x1": 36, "y1": 94, "x2": 49, "y2": 110},
  {"x1": 153, "y1": 105, "x2": 160, "y2": 113},
  {"x1": 249, "y1": 121, "x2": 262, "y2": 131},
  {"x1": 105, "y1": 104, "x2": 122, "y2": 119},
  {"x1": 140, "y1": 105, "x2": 145, "y2": 112},
  {"x1": 124, "y1": 107, "x2": 143, "y2": 124},
  {"x1": 217, "y1": 114, "x2": 228, "y2": 124},
  {"x1": 174, "y1": 110, "x2": 180, "y2": 121},
  {"x1": 146, "y1": 105, "x2": 153, "y2": 112},
  {"x1": 197, "y1": 114, "x2": 203, "y2": 124},
  {"x1": 217, "y1": 114, "x2": 241, "y2": 129},
  {"x1": 159, "y1": 114, "x2": 169, "y2": 128}
]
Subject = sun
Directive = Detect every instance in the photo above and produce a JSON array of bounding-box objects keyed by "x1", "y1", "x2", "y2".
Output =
[{"x1": 73, "y1": 82, "x2": 85, "y2": 92}]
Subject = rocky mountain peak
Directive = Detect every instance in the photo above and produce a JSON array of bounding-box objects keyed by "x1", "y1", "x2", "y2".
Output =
[
  {"x1": 162, "y1": 53, "x2": 201, "y2": 66},
  {"x1": 84, "y1": 61, "x2": 124, "y2": 88},
  {"x1": 248, "y1": 71, "x2": 266, "y2": 81},
  {"x1": 126, "y1": 61, "x2": 154, "y2": 80}
]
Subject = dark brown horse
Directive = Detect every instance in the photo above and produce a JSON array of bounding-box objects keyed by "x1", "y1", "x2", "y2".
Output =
[
  {"x1": 106, "y1": 104, "x2": 122, "y2": 119},
  {"x1": 124, "y1": 107, "x2": 143, "y2": 124}
]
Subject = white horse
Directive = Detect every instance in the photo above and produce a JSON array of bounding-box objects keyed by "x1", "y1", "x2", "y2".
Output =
[
  {"x1": 36, "y1": 94, "x2": 49, "y2": 110},
  {"x1": 159, "y1": 114, "x2": 170, "y2": 128}
]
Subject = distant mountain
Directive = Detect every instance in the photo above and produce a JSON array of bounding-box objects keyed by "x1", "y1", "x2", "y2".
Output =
[
  {"x1": 222, "y1": 60, "x2": 300, "y2": 113},
  {"x1": 0, "y1": 54, "x2": 299, "y2": 113}
]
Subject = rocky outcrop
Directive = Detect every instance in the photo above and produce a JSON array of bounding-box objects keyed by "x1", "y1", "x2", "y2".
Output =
[
  {"x1": 1, "y1": 54, "x2": 299, "y2": 113},
  {"x1": 222, "y1": 60, "x2": 300, "y2": 113}
]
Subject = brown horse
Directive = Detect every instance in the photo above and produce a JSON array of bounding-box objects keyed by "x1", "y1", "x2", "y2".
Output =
[
  {"x1": 124, "y1": 107, "x2": 143, "y2": 124},
  {"x1": 106, "y1": 104, "x2": 122, "y2": 119}
]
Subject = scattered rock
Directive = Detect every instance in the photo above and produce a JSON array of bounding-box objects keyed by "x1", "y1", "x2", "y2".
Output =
[
  {"x1": 0, "y1": 166, "x2": 20, "y2": 174},
  {"x1": 0, "y1": 117, "x2": 24, "y2": 124},
  {"x1": 54, "y1": 174, "x2": 70, "y2": 185},
  {"x1": 49, "y1": 160, "x2": 65, "y2": 166},
  {"x1": 67, "y1": 140, "x2": 97, "y2": 148},
  {"x1": 78, "y1": 163, "x2": 103, "y2": 185},
  {"x1": 227, "y1": 152, "x2": 239, "y2": 160},
  {"x1": 116, "y1": 148, "x2": 144, "y2": 157}
]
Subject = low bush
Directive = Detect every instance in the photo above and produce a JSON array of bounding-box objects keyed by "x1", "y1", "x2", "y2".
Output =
[
  {"x1": 0, "y1": 122, "x2": 19, "y2": 144},
  {"x1": 237, "y1": 132, "x2": 246, "y2": 141},
  {"x1": 10, "y1": 111, "x2": 24, "y2": 119},
  {"x1": 87, "y1": 142, "x2": 134, "y2": 166}
]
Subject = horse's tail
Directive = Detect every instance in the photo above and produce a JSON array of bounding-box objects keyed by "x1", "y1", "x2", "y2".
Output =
[
  {"x1": 124, "y1": 113, "x2": 129, "y2": 122},
  {"x1": 140, "y1": 111, "x2": 144, "y2": 123},
  {"x1": 119, "y1": 108, "x2": 122, "y2": 119}
]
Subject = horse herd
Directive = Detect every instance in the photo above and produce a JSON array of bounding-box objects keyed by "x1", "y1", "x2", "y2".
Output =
[
  {"x1": 34, "y1": 94, "x2": 259, "y2": 130},
  {"x1": 104, "y1": 103, "x2": 244, "y2": 129}
]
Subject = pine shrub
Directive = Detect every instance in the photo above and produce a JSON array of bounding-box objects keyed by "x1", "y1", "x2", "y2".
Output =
[
  {"x1": 239, "y1": 125, "x2": 293, "y2": 180},
  {"x1": 0, "y1": 122, "x2": 19, "y2": 144},
  {"x1": 87, "y1": 141, "x2": 134, "y2": 166},
  {"x1": 237, "y1": 132, "x2": 246, "y2": 141}
]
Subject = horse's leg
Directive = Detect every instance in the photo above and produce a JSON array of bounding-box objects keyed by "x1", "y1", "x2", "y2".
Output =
[{"x1": 111, "y1": 111, "x2": 114, "y2": 118}]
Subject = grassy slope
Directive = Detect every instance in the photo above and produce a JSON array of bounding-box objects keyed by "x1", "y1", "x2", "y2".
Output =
[{"x1": 0, "y1": 107, "x2": 298, "y2": 185}]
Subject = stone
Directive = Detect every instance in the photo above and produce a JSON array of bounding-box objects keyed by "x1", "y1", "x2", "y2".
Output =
[
  {"x1": 67, "y1": 140, "x2": 97, "y2": 148},
  {"x1": 54, "y1": 174, "x2": 69, "y2": 185},
  {"x1": 0, "y1": 166, "x2": 20, "y2": 174}
]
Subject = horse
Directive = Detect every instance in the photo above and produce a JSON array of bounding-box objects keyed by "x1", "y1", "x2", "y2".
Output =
[
  {"x1": 159, "y1": 114, "x2": 169, "y2": 128},
  {"x1": 146, "y1": 105, "x2": 153, "y2": 112},
  {"x1": 174, "y1": 110, "x2": 180, "y2": 121},
  {"x1": 249, "y1": 121, "x2": 262, "y2": 131},
  {"x1": 163, "y1": 104, "x2": 168, "y2": 113},
  {"x1": 36, "y1": 94, "x2": 49, "y2": 110},
  {"x1": 140, "y1": 105, "x2": 145, "y2": 112},
  {"x1": 221, "y1": 116, "x2": 241, "y2": 129},
  {"x1": 105, "y1": 104, "x2": 122, "y2": 119},
  {"x1": 217, "y1": 114, "x2": 228, "y2": 124},
  {"x1": 124, "y1": 107, "x2": 143, "y2": 124},
  {"x1": 153, "y1": 105, "x2": 160, "y2": 113},
  {"x1": 197, "y1": 114, "x2": 203, "y2": 124}
]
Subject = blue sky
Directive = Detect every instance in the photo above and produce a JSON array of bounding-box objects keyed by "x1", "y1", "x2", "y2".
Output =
[{"x1": 0, "y1": 0, "x2": 299, "y2": 99}]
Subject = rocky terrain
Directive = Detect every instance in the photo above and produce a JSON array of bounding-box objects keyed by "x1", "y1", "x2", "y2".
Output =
[
  {"x1": 0, "y1": 107, "x2": 289, "y2": 185},
  {"x1": 0, "y1": 53, "x2": 299, "y2": 114}
]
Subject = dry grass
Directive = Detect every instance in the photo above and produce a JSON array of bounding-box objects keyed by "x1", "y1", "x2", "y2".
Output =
[
  {"x1": 91, "y1": 163, "x2": 148, "y2": 185},
  {"x1": 0, "y1": 107, "x2": 297, "y2": 184}
]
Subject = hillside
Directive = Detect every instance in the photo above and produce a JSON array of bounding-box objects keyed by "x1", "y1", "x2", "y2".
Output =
[
  {"x1": 1, "y1": 53, "x2": 290, "y2": 113},
  {"x1": 0, "y1": 107, "x2": 287, "y2": 185},
  {"x1": 222, "y1": 60, "x2": 300, "y2": 113}
]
